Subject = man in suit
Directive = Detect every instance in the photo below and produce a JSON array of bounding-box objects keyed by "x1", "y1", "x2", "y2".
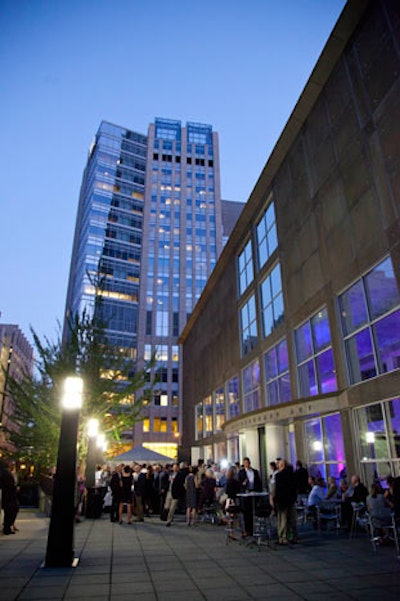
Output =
[
  {"x1": 275, "y1": 458, "x2": 298, "y2": 544},
  {"x1": 238, "y1": 457, "x2": 262, "y2": 536},
  {"x1": 109, "y1": 464, "x2": 123, "y2": 522}
]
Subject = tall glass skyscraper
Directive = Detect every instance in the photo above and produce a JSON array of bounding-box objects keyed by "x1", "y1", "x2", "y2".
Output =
[{"x1": 64, "y1": 118, "x2": 229, "y2": 458}]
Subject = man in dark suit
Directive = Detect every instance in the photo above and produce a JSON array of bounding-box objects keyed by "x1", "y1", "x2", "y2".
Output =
[
  {"x1": 275, "y1": 459, "x2": 297, "y2": 544},
  {"x1": 109, "y1": 464, "x2": 123, "y2": 522},
  {"x1": 238, "y1": 457, "x2": 262, "y2": 536},
  {"x1": 166, "y1": 462, "x2": 188, "y2": 526}
]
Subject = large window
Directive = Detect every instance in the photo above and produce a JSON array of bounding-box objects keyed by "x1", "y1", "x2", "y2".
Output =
[
  {"x1": 204, "y1": 395, "x2": 213, "y2": 437},
  {"x1": 304, "y1": 414, "x2": 345, "y2": 480},
  {"x1": 354, "y1": 398, "x2": 400, "y2": 484},
  {"x1": 195, "y1": 402, "x2": 203, "y2": 440},
  {"x1": 295, "y1": 307, "x2": 337, "y2": 397},
  {"x1": 227, "y1": 376, "x2": 240, "y2": 418},
  {"x1": 240, "y1": 295, "x2": 258, "y2": 356},
  {"x1": 242, "y1": 359, "x2": 261, "y2": 412},
  {"x1": 214, "y1": 387, "x2": 225, "y2": 432},
  {"x1": 238, "y1": 239, "x2": 254, "y2": 295},
  {"x1": 264, "y1": 338, "x2": 291, "y2": 406},
  {"x1": 260, "y1": 263, "x2": 284, "y2": 337},
  {"x1": 339, "y1": 256, "x2": 400, "y2": 384},
  {"x1": 256, "y1": 200, "x2": 277, "y2": 269}
]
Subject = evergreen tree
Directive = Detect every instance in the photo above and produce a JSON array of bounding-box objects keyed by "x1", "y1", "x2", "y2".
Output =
[{"x1": 3, "y1": 308, "x2": 155, "y2": 475}]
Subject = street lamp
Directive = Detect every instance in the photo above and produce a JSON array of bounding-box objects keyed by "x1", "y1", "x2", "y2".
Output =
[{"x1": 45, "y1": 376, "x2": 83, "y2": 568}]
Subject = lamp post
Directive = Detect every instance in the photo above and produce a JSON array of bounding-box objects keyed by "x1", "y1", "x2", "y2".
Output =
[{"x1": 45, "y1": 377, "x2": 83, "y2": 568}]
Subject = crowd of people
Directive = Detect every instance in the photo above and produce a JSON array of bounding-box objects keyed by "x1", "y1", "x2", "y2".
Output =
[
  {"x1": 76, "y1": 458, "x2": 400, "y2": 545},
  {"x1": 3, "y1": 454, "x2": 400, "y2": 547},
  {"x1": 267, "y1": 459, "x2": 400, "y2": 545}
]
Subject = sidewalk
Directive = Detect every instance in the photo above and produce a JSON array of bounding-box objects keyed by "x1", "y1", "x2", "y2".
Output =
[{"x1": 0, "y1": 509, "x2": 399, "y2": 601}]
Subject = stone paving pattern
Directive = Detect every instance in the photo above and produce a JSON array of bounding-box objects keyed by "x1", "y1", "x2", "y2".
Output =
[{"x1": 0, "y1": 510, "x2": 399, "y2": 600}]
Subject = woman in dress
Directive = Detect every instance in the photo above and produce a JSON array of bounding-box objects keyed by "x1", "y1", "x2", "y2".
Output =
[
  {"x1": 184, "y1": 465, "x2": 198, "y2": 526},
  {"x1": 119, "y1": 465, "x2": 133, "y2": 524}
]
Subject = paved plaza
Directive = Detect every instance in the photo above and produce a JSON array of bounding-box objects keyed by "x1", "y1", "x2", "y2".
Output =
[{"x1": 0, "y1": 509, "x2": 399, "y2": 601}]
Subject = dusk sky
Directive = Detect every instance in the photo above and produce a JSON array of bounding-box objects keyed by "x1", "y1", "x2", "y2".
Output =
[{"x1": 1, "y1": 0, "x2": 346, "y2": 347}]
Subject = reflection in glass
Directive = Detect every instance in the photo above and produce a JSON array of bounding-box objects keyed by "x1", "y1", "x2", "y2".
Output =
[
  {"x1": 227, "y1": 376, "x2": 240, "y2": 418},
  {"x1": 323, "y1": 414, "x2": 344, "y2": 463},
  {"x1": 264, "y1": 339, "x2": 291, "y2": 406},
  {"x1": 365, "y1": 257, "x2": 400, "y2": 320},
  {"x1": 317, "y1": 349, "x2": 337, "y2": 393},
  {"x1": 373, "y1": 310, "x2": 400, "y2": 374},
  {"x1": 339, "y1": 280, "x2": 368, "y2": 336},
  {"x1": 305, "y1": 419, "x2": 323, "y2": 463},
  {"x1": 298, "y1": 360, "x2": 317, "y2": 397},
  {"x1": 242, "y1": 359, "x2": 261, "y2": 412},
  {"x1": 295, "y1": 322, "x2": 313, "y2": 363},
  {"x1": 312, "y1": 308, "x2": 331, "y2": 352},
  {"x1": 346, "y1": 328, "x2": 376, "y2": 383}
]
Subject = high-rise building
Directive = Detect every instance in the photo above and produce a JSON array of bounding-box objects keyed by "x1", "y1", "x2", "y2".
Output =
[
  {"x1": 64, "y1": 118, "x2": 242, "y2": 458},
  {"x1": 0, "y1": 324, "x2": 34, "y2": 450}
]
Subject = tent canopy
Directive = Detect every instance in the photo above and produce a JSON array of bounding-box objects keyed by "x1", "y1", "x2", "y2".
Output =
[{"x1": 109, "y1": 444, "x2": 175, "y2": 465}]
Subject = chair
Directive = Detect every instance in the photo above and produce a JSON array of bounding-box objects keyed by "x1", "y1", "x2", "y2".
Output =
[
  {"x1": 254, "y1": 498, "x2": 275, "y2": 547},
  {"x1": 317, "y1": 501, "x2": 341, "y2": 534},
  {"x1": 368, "y1": 513, "x2": 400, "y2": 556},
  {"x1": 200, "y1": 501, "x2": 219, "y2": 524},
  {"x1": 349, "y1": 502, "x2": 368, "y2": 540},
  {"x1": 224, "y1": 500, "x2": 243, "y2": 544}
]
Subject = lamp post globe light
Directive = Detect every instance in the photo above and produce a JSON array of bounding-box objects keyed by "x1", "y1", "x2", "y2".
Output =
[{"x1": 45, "y1": 376, "x2": 83, "y2": 568}]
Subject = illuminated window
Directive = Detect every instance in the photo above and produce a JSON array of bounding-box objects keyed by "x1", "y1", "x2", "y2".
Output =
[
  {"x1": 339, "y1": 256, "x2": 400, "y2": 384},
  {"x1": 204, "y1": 395, "x2": 213, "y2": 436},
  {"x1": 171, "y1": 417, "x2": 178, "y2": 433},
  {"x1": 214, "y1": 387, "x2": 225, "y2": 432},
  {"x1": 160, "y1": 417, "x2": 167, "y2": 433},
  {"x1": 264, "y1": 339, "x2": 291, "y2": 406},
  {"x1": 142, "y1": 418, "x2": 150, "y2": 432},
  {"x1": 160, "y1": 394, "x2": 168, "y2": 406},
  {"x1": 242, "y1": 359, "x2": 261, "y2": 412},
  {"x1": 153, "y1": 418, "x2": 161, "y2": 432},
  {"x1": 196, "y1": 402, "x2": 203, "y2": 440},
  {"x1": 227, "y1": 376, "x2": 240, "y2": 418},
  {"x1": 295, "y1": 307, "x2": 337, "y2": 397}
]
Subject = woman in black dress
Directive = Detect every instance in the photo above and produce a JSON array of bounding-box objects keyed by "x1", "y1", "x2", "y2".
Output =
[{"x1": 119, "y1": 465, "x2": 133, "y2": 524}]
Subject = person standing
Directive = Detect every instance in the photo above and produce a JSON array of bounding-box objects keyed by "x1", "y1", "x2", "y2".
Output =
[
  {"x1": 133, "y1": 464, "x2": 147, "y2": 522},
  {"x1": 238, "y1": 457, "x2": 262, "y2": 537},
  {"x1": 184, "y1": 465, "x2": 198, "y2": 526},
  {"x1": 294, "y1": 460, "x2": 309, "y2": 498},
  {"x1": 109, "y1": 464, "x2": 123, "y2": 523},
  {"x1": 0, "y1": 460, "x2": 19, "y2": 536},
  {"x1": 166, "y1": 462, "x2": 188, "y2": 526},
  {"x1": 119, "y1": 465, "x2": 133, "y2": 524},
  {"x1": 274, "y1": 459, "x2": 297, "y2": 544}
]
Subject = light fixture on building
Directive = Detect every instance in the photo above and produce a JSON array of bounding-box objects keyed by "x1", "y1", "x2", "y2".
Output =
[
  {"x1": 366, "y1": 431, "x2": 375, "y2": 443},
  {"x1": 312, "y1": 441, "x2": 323, "y2": 452}
]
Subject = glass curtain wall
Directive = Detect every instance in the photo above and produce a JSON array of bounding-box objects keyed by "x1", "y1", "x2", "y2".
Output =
[
  {"x1": 354, "y1": 397, "x2": 400, "y2": 485},
  {"x1": 304, "y1": 413, "x2": 345, "y2": 480},
  {"x1": 339, "y1": 256, "x2": 400, "y2": 383}
]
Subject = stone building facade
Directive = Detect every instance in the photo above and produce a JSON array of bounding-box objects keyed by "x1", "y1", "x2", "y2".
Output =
[{"x1": 180, "y1": 0, "x2": 400, "y2": 487}]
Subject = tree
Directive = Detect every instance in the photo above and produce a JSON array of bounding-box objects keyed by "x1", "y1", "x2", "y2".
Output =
[{"x1": 3, "y1": 308, "x2": 155, "y2": 475}]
